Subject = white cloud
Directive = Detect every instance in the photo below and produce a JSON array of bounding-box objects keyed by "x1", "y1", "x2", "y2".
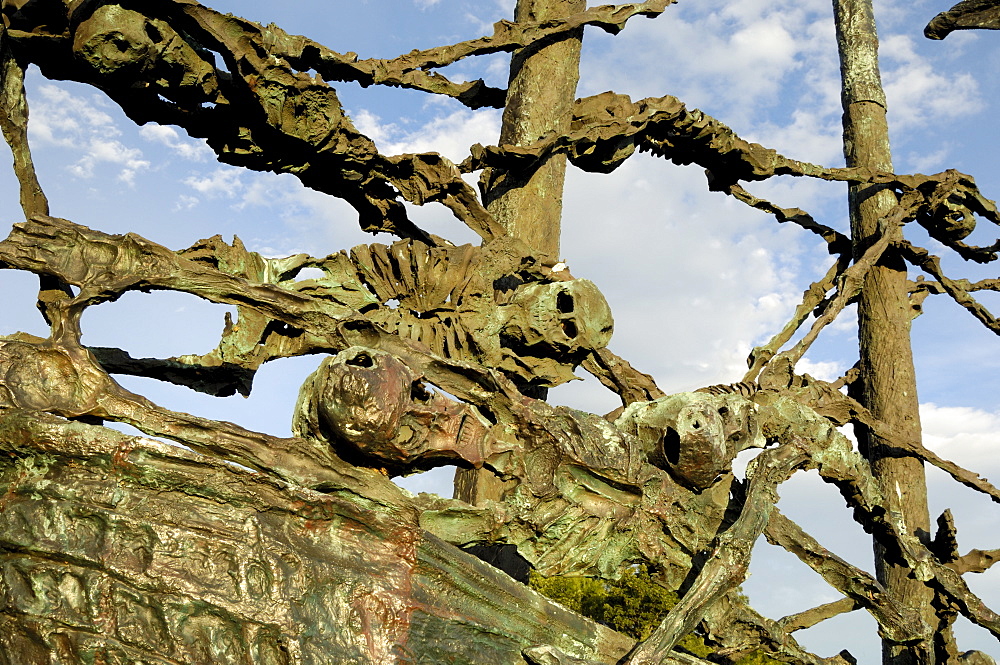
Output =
[
  {"x1": 830, "y1": 302, "x2": 858, "y2": 332},
  {"x1": 173, "y1": 194, "x2": 199, "y2": 211},
  {"x1": 351, "y1": 107, "x2": 501, "y2": 163},
  {"x1": 902, "y1": 144, "x2": 951, "y2": 174},
  {"x1": 394, "y1": 466, "x2": 454, "y2": 496},
  {"x1": 751, "y1": 109, "x2": 844, "y2": 167},
  {"x1": 798, "y1": 357, "x2": 846, "y2": 382},
  {"x1": 881, "y1": 34, "x2": 983, "y2": 130},
  {"x1": 921, "y1": 402, "x2": 1000, "y2": 474},
  {"x1": 183, "y1": 167, "x2": 244, "y2": 197},
  {"x1": 30, "y1": 84, "x2": 115, "y2": 145},
  {"x1": 139, "y1": 123, "x2": 212, "y2": 161},
  {"x1": 28, "y1": 83, "x2": 150, "y2": 183},
  {"x1": 67, "y1": 139, "x2": 150, "y2": 184},
  {"x1": 462, "y1": 0, "x2": 514, "y2": 33},
  {"x1": 139, "y1": 123, "x2": 180, "y2": 146},
  {"x1": 730, "y1": 20, "x2": 800, "y2": 71},
  {"x1": 225, "y1": 171, "x2": 396, "y2": 257},
  {"x1": 351, "y1": 109, "x2": 394, "y2": 145},
  {"x1": 559, "y1": 156, "x2": 825, "y2": 393},
  {"x1": 577, "y1": 1, "x2": 835, "y2": 129},
  {"x1": 874, "y1": 0, "x2": 938, "y2": 29}
]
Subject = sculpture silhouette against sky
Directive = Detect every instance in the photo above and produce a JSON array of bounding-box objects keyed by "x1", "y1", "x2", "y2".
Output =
[{"x1": 2, "y1": 0, "x2": 1000, "y2": 663}]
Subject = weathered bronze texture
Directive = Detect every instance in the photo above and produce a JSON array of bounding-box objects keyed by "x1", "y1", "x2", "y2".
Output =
[
  {"x1": 1, "y1": 1, "x2": 1000, "y2": 664},
  {"x1": 926, "y1": 0, "x2": 1000, "y2": 39}
]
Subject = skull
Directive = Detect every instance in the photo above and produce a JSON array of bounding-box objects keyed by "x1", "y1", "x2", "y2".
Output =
[
  {"x1": 616, "y1": 393, "x2": 761, "y2": 491},
  {"x1": 501, "y1": 279, "x2": 613, "y2": 354},
  {"x1": 74, "y1": 5, "x2": 217, "y2": 99},
  {"x1": 293, "y1": 347, "x2": 496, "y2": 473},
  {"x1": 0, "y1": 338, "x2": 112, "y2": 418}
]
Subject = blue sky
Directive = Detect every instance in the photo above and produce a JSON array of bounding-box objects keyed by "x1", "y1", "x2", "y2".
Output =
[{"x1": 1, "y1": 0, "x2": 999, "y2": 660}]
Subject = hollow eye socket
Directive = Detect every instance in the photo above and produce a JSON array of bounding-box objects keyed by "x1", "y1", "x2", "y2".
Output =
[
  {"x1": 410, "y1": 380, "x2": 432, "y2": 402},
  {"x1": 556, "y1": 291, "x2": 574, "y2": 313},
  {"x1": 661, "y1": 427, "x2": 680, "y2": 466},
  {"x1": 346, "y1": 352, "x2": 374, "y2": 368},
  {"x1": 144, "y1": 22, "x2": 162, "y2": 43}
]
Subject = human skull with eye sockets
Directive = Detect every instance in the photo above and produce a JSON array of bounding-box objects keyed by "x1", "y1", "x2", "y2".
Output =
[
  {"x1": 616, "y1": 393, "x2": 763, "y2": 491},
  {"x1": 500, "y1": 279, "x2": 613, "y2": 355}
]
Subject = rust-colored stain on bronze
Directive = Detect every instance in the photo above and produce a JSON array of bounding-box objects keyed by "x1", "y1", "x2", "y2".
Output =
[{"x1": 0, "y1": 1, "x2": 997, "y2": 663}]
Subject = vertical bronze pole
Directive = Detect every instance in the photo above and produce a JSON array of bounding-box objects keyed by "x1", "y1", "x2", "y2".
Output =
[
  {"x1": 481, "y1": 0, "x2": 586, "y2": 258},
  {"x1": 833, "y1": 2, "x2": 936, "y2": 663},
  {"x1": 456, "y1": 0, "x2": 585, "y2": 505}
]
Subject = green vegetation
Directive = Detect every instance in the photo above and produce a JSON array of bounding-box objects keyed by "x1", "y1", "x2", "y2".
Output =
[{"x1": 529, "y1": 566, "x2": 782, "y2": 664}]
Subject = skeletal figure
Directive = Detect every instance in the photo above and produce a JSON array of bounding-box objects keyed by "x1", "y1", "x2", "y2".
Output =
[
  {"x1": 0, "y1": 330, "x2": 953, "y2": 664},
  {"x1": 337, "y1": 238, "x2": 614, "y2": 388},
  {"x1": 186, "y1": 235, "x2": 614, "y2": 390},
  {"x1": 294, "y1": 346, "x2": 758, "y2": 587},
  {"x1": 295, "y1": 346, "x2": 971, "y2": 664}
]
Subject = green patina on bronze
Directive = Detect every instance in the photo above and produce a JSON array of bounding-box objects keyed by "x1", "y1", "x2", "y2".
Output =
[{"x1": 1, "y1": 1, "x2": 1000, "y2": 664}]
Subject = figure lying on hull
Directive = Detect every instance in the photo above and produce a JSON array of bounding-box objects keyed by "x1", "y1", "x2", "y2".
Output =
[
  {"x1": 293, "y1": 345, "x2": 954, "y2": 665},
  {"x1": 0, "y1": 327, "x2": 944, "y2": 664},
  {"x1": 294, "y1": 345, "x2": 758, "y2": 586},
  {"x1": 0, "y1": 208, "x2": 947, "y2": 662}
]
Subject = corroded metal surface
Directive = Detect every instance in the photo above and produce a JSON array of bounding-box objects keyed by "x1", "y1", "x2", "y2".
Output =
[
  {"x1": 926, "y1": 0, "x2": 1000, "y2": 39},
  {"x1": 1, "y1": 1, "x2": 1000, "y2": 664},
  {"x1": 0, "y1": 412, "x2": 635, "y2": 665}
]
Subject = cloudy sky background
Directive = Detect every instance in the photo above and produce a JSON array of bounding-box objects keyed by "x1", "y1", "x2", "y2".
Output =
[{"x1": 1, "y1": 0, "x2": 999, "y2": 660}]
